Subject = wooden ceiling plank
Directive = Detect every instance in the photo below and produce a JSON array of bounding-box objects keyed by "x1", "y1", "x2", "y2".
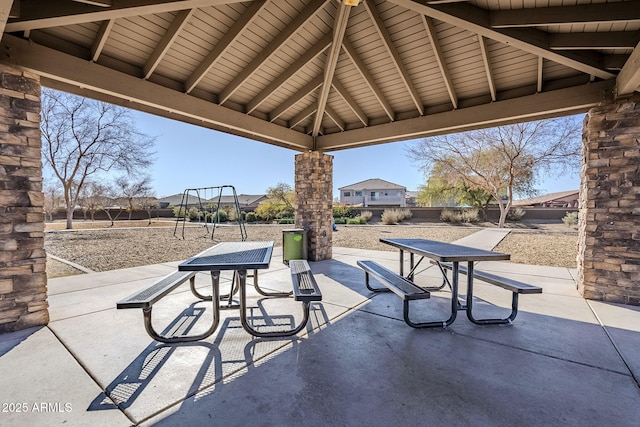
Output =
[
  {"x1": 550, "y1": 32, "x2": 640, "y2": 51},
  {"x1": 315, "y1": 79, "x2": 615, "y2": 151},
  {"x1": 422, "y1": 15, "x2": 457, "y2": 109},
  {"x1": 342, "y1": 37, "x2": 395, "y2": 121},
  {"x1": 185, "y1": 0, "x2": 266, "y2": 94},
  {"x1": 5, "y1": 0, "x2": 248, "y2": 32},
  {"x1": 90, "y1": 18, "x2": 114, "y2": 62},
  {"x1": 219, "y1": 0, "x2": 330, "y2": 106},
  {"x1": 617, "y1": 41, "x2": 640, "y2": 96},
  {"x1": 247, "y1": 32, "x2": 331, "y2": 114},
  {"x1": 332, "y1": 78, "x2": 368, "y2": 126},
  {"x1": 269, "y1": 74, "x2": 324, "y2": 122},
  {"x1": 144, "y1": 8, "x2": 194, "y2": 79},
  {"x1": 389, "y1": 0, "x2": 615, "y2": 80},
  {"x1": 490, "y1": 2, "x2": 640, "y2": 28},
  {"x1": 364, "y1": 0, "x2": 424, "y2": 115},
  {"x1": 312, "y1": 1, "x2": 351, "y2": 137},
  {"x1": 0, "y1": 33, "x2": 312, "y2": 150},
  {"x1": 0, "y1": 0, "x2": 14, "y2": 34},
  {"x1": 477, "y1": 35, "x2": 496, "y2": 101}
]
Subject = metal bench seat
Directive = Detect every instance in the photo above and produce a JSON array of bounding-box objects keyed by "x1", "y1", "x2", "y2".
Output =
[
  {"x1": 437, "y1": 262, "x2": 542, "y2": 325},
  {"x1": 357, "y1": 260, "x2": 431, "y2": 328}
]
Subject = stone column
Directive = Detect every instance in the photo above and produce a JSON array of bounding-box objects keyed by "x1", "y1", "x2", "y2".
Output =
[
  {"x1": 0, "y1": 63, "x2": 48, "y2": 332},
  {"x1": 578, "y1": 97, "x2": 640, "y2": 305},
  {"x1": 294, "y1": 151, "x2": 333, "y2": 261}
]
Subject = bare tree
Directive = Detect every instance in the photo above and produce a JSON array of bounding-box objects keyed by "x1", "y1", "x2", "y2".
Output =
[
  {"x1": 40, "y1": 89, "x2": 155, "y2": 229},
  {"x1": 408, "y1": 118, "x2": 581, "y2": 227},
  {"x1": 115, "y1": 175, "x2": 154, "y2": 220},
  {"x1": 43, "y1": 178, "x2": 63, "y2": 222}
]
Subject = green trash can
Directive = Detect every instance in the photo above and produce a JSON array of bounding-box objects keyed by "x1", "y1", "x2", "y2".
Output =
[{"x1": 282, "y1": 228, "x2": 307, "y2": 264}]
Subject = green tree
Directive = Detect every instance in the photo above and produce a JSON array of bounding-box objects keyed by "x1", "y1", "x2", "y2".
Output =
[
  {"x1": 408, "y1": 118, "x2": 581, "y2": 227},
  {"x1": 256, "y1": 183, "x2": 295, "y2": 221}
]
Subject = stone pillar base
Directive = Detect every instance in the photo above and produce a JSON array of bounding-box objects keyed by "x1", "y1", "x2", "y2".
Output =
[
  {"x1": 578, "y1": 97, "x2": 640, "y2": 305},
  {"x1": 294, "y1": 151, "x2": 333, "y2": 261},
  {"x1": 0, "y1": 63, "x2": 49, "y2": 333}
]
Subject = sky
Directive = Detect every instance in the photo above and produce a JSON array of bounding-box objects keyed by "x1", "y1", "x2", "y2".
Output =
[{"x1": 134, "y1": 110, "x2": 581, "y2": 200}]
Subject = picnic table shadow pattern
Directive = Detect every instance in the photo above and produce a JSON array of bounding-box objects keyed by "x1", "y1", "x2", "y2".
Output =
[{"x1": 88, "y1": 299, "x2": 328, "y2": 416}]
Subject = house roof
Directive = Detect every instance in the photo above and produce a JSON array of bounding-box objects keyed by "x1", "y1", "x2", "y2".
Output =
[
  {"x1": 513, "y1": 190, "x2": 579, "y2": 207},
  {"x1": 339, "y1": 178, "x2": 406, "y2": 191},
  {"x1": 159, "y1": 193, "x2": 265, "y2": 206},
  {"x1": 1, "y1": 1, "x2": 637, "y2": 153}
]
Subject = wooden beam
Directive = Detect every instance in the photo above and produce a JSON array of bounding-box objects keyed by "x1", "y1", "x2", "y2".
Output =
[
  {"x1": 144, "y1": 8, "x2": 194, "y2": 79},
  {"x1": 0, "y1": 0, "x2": 14, "y2": 34},
  {"x1": 364, "y1": 0, "x2": 423, "y2": 115},
  {"x1": 246, "y1": 33, "x2": 332, "y2": 114},
  {"x1": 0, "y1": 34, "x2": 312, "y2": 151},
  {"x1": 219, "y1": 0, "x2": 330, "y2": 105},
  {"x1": 537, "y1": 56, "x2": 543, "y2": 93},
  {"x1": 342, "y1": 37, "x2": 394, "y2": 121},
  {"x1": 5, "y1": 0, "x2": 248, "y2": 32},
  {"x1": 90, "y1": 19, "x2": 114, "y2": 62},
  {"x1": 550, "y1": 32, "x2": 640, "y2": 51},
  {"x1": 332, "y1": 78, "x2": 368, "y2": 127},
  {"x1": 73, "y1": 0, "x2": 112, "y2": 6},
  {"x1": 312, "y1": 1, "x2": 351, "y2": 137},
  {"x1": 478, "y1": 35, "x2": 496, "y2": 101},
  {"x1": 185, "y1": 1, "x2": 265, "y2": 94},
  {"x1": 422, "y1": 15, "x2": 457, "y2": 109},
  {"x1": 315, "y1": 79, "x2": 615, "y2": 151},
  {"x1": 389, "y1": 0, "x2": 615, "y2": 80},
  {"x1": 617, "y1": 41, "x2": 640, "y2": 96},
  {"x1": 325, "y1": 106, "x2": 345, "y2": 132},
  {"x1": 490, "y1": 2, "x2": 640, "y2": 28},
  {"x1": 269, "y1": 75, "x2": 323, "y2": 122},
  {"x1": 289, "y1": 104, "x2": 317, "y2": 129}
]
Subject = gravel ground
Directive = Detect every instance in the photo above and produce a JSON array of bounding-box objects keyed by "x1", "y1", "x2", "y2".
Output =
[{"x1": 44, "y1": 221, "x2": 579, "y2": 278}]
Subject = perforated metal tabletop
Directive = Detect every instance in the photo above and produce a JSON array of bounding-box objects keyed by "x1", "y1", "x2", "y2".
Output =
[{"x1": 178, "y1": 241, "x2": 274, "y2": 271}]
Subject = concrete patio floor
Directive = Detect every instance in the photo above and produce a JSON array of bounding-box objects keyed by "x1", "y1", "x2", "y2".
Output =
[{"x1": 2, "y1": 236, "x2": 640, "y2": 426}]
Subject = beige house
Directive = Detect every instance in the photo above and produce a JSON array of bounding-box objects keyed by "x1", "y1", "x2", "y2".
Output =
[
  {"x1": 339, "y1": 179, "x2": 407, "y2": 207},
  {"x1": 514, "y1": 190, "x2": 580, "y2": 208}
]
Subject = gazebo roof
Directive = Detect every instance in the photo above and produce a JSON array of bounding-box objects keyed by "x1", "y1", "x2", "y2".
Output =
[{"x1": 1, "y1": 0, "x2": 638, "y2": 150}]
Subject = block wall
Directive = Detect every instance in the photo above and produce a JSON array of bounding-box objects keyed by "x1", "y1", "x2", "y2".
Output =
[
  {"x1": 294, "y1": 151, "x2": 333, "y2": 261},
  {"x1": 578, "y1": 98, "x2": 640, "y2": 305},
  {"x1": 0, "y1": 63, "x2": 48, "y2": 332}
]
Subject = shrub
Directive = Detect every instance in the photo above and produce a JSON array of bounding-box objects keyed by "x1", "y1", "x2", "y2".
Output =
[
  {"x1": 440, "y1": 209, "x2": 461, "y2": 223},
  {"x1": 173, "y1": 206, "x2": 187, "y2": 218},
  {"x1": 461, "y1": 208, "x2": 479, "y2": 223},
  {"x1": 207, "y1": 209, "x2": 227, "y2": 223},
  {"x1": 333, "y1": 204, "x2": 357, "y2": 218},
  {"x1": 334, "y1": 217, "x2": 347, "y2": 225},
  {"x1": 278, "y1": 218, "x2": 294, "y2": 224},
  {"x1": 381, "y1": 208, "x2": 413, "y2": 225},
  {"x1": 245, "y1": 212, "x2": 258, "y2": 222},
  {"x1": 507, "y1": 207, "x2": 526, "y2": 221},
  {"x1": 440, "y1": 208, "x2": 479, "y2": 223},
  {"x1": 188, "y1": 207, "x2": 202, "y2": 221},
  {"x1": 360, "y1": 210, "x2": 373, "y2": 222},
  {"x1": 562, "y1": 211, "x2": 578, "y2": 227},
  {"x1": 347, "y1": 216, "x2": 366, "y2": 225}
]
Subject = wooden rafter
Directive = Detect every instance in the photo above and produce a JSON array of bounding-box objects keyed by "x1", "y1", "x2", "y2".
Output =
[
  {"x1": 477, "y1": 35, "x2": 496, "y2": 102},
  {"x1": 364, "y1": 0, "x2": 423, "y2": 115},
  {"x1": 342, "y1": 37, "x2": 394, "y2": 121},
  {"x1": 421, "y1": 15, "x2": 457, "y2": 109},
  {"x1": 247, "y1": 33, "x2": 332, "y2": 115},
  {"x1": 389, "y1": 0, "x2": 615, "y2": 80},
  {"x1": 617, "y1": 41, "x2": 640, "y2": 96},
  {"x1": 90, "y1": 19, "x2": 113, "y2": 62},
  {"x1": 186, "y1": 1, "x2": 266, "y2": 94},
  {"x1": 5, "y1": 0, "x2": 247, "y2": 32},
  {"x1": 332, "y1": 78, "x2": 368, "y2": 127},
  {"x1": 219, "y1": 0, "x2": 330, "y2": 105},
  {"x1": 312, "y1": 1, "x2": 351, "y2": 137},
  {"x1": 550, "y1": 32, "x2": 640, "y2": 51},
  {"x1": 269, "y1": 75, "x2": 324, "y2": 122},
  {"x1": 144, "y1": 8, "x2": 194, "y2": 80},
  {"x1": 490, "y1": 2, "x2": 640, "y2": 28}
]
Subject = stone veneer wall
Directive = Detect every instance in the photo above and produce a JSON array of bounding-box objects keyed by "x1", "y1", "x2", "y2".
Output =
[
  {"x1": 578, "y1": 98, "x2": 640, "y2": 305},
  {"x1": 0, "y1": 63, "x2": 48, "y2": 332},
  {"x1": 294, "y1": 151, "x2": 333, "y2": 261}
]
